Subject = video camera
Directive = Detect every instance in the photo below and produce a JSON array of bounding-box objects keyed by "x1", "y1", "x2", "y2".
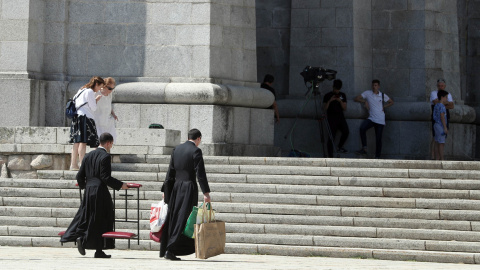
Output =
[{"x1": 300, "y1": 66, "x2": 337, "y2": 84}]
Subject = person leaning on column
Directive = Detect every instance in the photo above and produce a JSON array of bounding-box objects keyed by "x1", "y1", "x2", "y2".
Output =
[
  {"x1": 354, "y1": 79, "x2": 394, "y2": 159},
  {"x1": 261, "y1": 74, "x2": 280, "y2": 123}
]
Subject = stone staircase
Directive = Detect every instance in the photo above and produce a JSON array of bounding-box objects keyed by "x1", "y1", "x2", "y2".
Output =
[{"x1": 1, "y1": 156, "x2": 480, "y2": 264}]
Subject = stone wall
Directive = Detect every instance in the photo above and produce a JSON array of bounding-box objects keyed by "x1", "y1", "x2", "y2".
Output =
[
  {"x1": 0, "y1": 0, "x2": 276, "y2": 156},
  {"x1": 38, "y1": 0, "x2": 257, "y2": 85},
  {"x1": 255, "y1": 0, "x2": 291, "y2": 97},
  {"x1": 265, "y1": 0, "x2": 477, "y2": 159},
  {"x1": 457, "y1": 0, "x2": 480, "y2": 157},
  {"x1": 288, "y1": 0, "x2": 356, "y2": 97},
  {"x1": 1, "y1": 0, "x2": 479, "y2": 159}
]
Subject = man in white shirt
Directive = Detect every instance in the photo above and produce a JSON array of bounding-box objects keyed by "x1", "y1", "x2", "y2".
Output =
[
  {"x1": 354, "y1": 80, "x2": 394, "y2": 158},
  {"x1": 429, "y1": 79, "x2": 454, "y2": 159}
]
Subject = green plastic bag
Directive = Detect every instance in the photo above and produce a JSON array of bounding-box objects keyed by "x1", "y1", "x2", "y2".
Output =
[
  {"x1": 183, "y1": 206, "x2": 199, "y2": 238},
  {"x1": 183, "y1": 203, "x2": 213, "y2": 238}
]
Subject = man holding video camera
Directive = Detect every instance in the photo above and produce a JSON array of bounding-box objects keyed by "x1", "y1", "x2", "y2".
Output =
[{"x1": 323, "y1": 79, "x2": 349, "y2": 157}]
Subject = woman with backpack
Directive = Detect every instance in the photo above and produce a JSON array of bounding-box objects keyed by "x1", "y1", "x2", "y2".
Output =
[{"x1": 69, "y1": 76, "x2": 105, "y2": 170}]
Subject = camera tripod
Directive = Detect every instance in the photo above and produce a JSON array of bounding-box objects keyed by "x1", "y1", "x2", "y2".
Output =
[{"x1": 284, "y1": 81, "x2": 338, "y2": 158}]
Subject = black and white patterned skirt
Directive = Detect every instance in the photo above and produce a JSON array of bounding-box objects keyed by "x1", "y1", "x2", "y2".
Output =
[{"x1": 69, "y1": 115, "x2": 100, "y2": 148}]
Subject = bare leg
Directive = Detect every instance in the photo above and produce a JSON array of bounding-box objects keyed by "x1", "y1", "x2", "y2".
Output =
[
  {"x1": 70, "y1": 143, "x2": 80, "y2": 169},
  {"x1": 438, "y1": 143, "x2": 445, "y2": 160},
  {"x1": 78, "y1": 143, "x2": 87, "y2": 167},
  {"x1": 434, "y1": 141, "x2": 439, "y2": 160},
  {"x1": 430, "y1": 138, "x2": 435, "y2": 159}
]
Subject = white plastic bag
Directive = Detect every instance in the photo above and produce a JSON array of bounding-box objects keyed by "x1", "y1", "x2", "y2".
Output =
[
  {"x1": 150, "y1": 200, "x2": 168, "y2": 232},
  {"x1": 196, "y1": 202, "x2": 215, "y2": 225}
]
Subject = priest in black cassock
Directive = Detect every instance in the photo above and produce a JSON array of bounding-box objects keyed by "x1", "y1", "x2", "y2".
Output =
[
  {"x1": 61, "y1": 132, "x2": 128, "y2": 258},
  {"x1": 160, "y1": 128, "x2": 211, "y2": 261}
]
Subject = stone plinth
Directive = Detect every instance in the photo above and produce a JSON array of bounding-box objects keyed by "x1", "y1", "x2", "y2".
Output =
[
  {"x1": 113, "y1": 101, "x2": 278, "y2": 156},
  {"x1": 0, "y1": 126, "x2": 182, "y2": 175},
  {"x1": 277, "y1": 100, "x2": 476, "y2": 160}
]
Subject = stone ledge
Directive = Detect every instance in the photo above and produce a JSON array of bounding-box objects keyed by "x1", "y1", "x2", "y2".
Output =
[
  {"x1": 1, "y1": 127, "x2": 181, "y2": 147},
  {"x1": 110, "y1": 82, "x2": 274, "y2": 109}
]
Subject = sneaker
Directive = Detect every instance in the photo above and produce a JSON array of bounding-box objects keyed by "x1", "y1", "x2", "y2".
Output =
[
  {"x1": 337, "y1": 147, "x2": 348, "y2": 153},
  {"x1": 355, "y1": 148, "x2": 367, "y2": 155}
]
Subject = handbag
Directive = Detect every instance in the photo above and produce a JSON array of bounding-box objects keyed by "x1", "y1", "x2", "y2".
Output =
[
  {"x1": 65, "y1": 89, "x2": 87, "y2": 119},
  {"x1": 150, "y1": 200, "x2": 168, "y2": 233},
  {"x1": 194, "y1": 202, "x2": 225, "y2": 259}
]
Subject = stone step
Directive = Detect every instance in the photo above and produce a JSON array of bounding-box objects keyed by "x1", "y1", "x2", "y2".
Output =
[
  {"x1": 3, "y1": 205, "x2": 480, "y2": 225},
  {"x1": 37, "y1": 165, "x2": 480, "y2": 180},
  {"x1": 0, "y1": 225, "x2": 150, "y2": 240},
  {"x1": 0, "y1": 178, "x2": 162, "y2": 190},
  {"x1": 0, "y1": 235, "x2": 477, "y2": 264},
  {"x1": 4, "y1": 195, "x2": 480, "y2": 212},
  {"x1": 3, "y1": 184, "x2": 480, "y2": 201},
  {"x1": 228, "y1": 223, "x2": 480, "y2": 242},
  {"x1": 4, "y1": 222, "x2": 480, "y2": 244},
  {"x1": 0, "y1": 216, "x2": 151, "y2": 228},
  {"x1": 27, "y1": 173, "x2": 480, "y2": 191},
  {"x1": 227, "y1": 233, "x2": 480, "y2": 253},
  {"x1": 115, "y1": 155, "x2": 480, "y2": 171},
  {"x1": 2, "y1": 230, "x2": 480, "y2": 257},
  {"x1": 227, "y1": 243, "x2": 479, "y2": 265},
  {"x1": 220, "y1": 214, "x2": 477, "y2": 231},
  {"x1": 0, "y1": 235, "x2": 154, "y2": 251}
]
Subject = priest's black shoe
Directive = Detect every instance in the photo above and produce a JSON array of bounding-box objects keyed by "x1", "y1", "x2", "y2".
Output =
[
  {"x1": 164, "y1": 251, "x2": 181, "y2": 261},
  {"x1": 94, "y1": 251, "x2": 111, "y2": 258},
  {"x1": 76, "y1": 237, "x2": 85, "y2": 256}
]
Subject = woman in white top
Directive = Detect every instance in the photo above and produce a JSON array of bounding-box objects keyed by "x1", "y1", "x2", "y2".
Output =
[
  {"x1": 94, "y1": 77, "x2": 118, "y2": 141},
  {"x1": 69, "y1": 76, "x2": 105, "y2": 170}
]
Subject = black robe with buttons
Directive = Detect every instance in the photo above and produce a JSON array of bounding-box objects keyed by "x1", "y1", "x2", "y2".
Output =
[
  {"x1": 160, "y1": 141, "x2": 210, "y2": 257},
  {"x1": 60, "y1": 148, "x2": 124, "y2": 250}
]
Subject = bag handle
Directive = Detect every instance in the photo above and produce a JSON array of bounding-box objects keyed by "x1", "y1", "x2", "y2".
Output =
[{"x1": 201, "y1": 202, "x2": 214, "y2": 223}]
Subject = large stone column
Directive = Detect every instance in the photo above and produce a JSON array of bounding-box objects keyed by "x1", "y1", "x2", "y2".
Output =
[
  {"x1": 62, "y1": 0, "x2": 276, "y2": 156},
  {"x1": 275, "y1": 0, "x2": 475, "y2": 159},
  {"x1": 458, "y1": 0, "x2": 480, "y2": 157},
  {"x1": 1, "y1": 0, "x2": 277, "y2": 156},
  {"x1": 0, "y1": 0, "x2": 45, "y2": 126},
  {"x1": 1, "y1": 0, "x2": 73, "y2": 127}
]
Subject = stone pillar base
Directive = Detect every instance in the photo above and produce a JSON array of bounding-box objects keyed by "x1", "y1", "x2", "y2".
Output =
[
  {"x1": 114, "y1": 104, "x2": 277, "y2": 157},
  {"x1": 201, "y1": 143, "x2": 280, "y2": 157},
  {"x1": 276, "y1": 119, "x2": 475, "y2": 160},
  {"x1": 276, "y1": 99, "x2": 476, "y2": 160}
]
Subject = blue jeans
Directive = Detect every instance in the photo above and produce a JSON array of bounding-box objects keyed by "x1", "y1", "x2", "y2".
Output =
[{"x1": 359, "y1": 119, "x2": 384, "y2": 158}]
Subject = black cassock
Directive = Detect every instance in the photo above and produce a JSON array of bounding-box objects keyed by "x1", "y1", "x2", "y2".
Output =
[
  {"x1": 160, "y1": 141, "x2": 210, "y2": 257},
  {"x1": 61, "y1": 148, "x2": 124, "y2": 250}
]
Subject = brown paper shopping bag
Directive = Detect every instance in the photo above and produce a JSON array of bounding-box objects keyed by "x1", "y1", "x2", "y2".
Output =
[{"x1": 194, "y1": 203, "x2": 226, "y2": 259}]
